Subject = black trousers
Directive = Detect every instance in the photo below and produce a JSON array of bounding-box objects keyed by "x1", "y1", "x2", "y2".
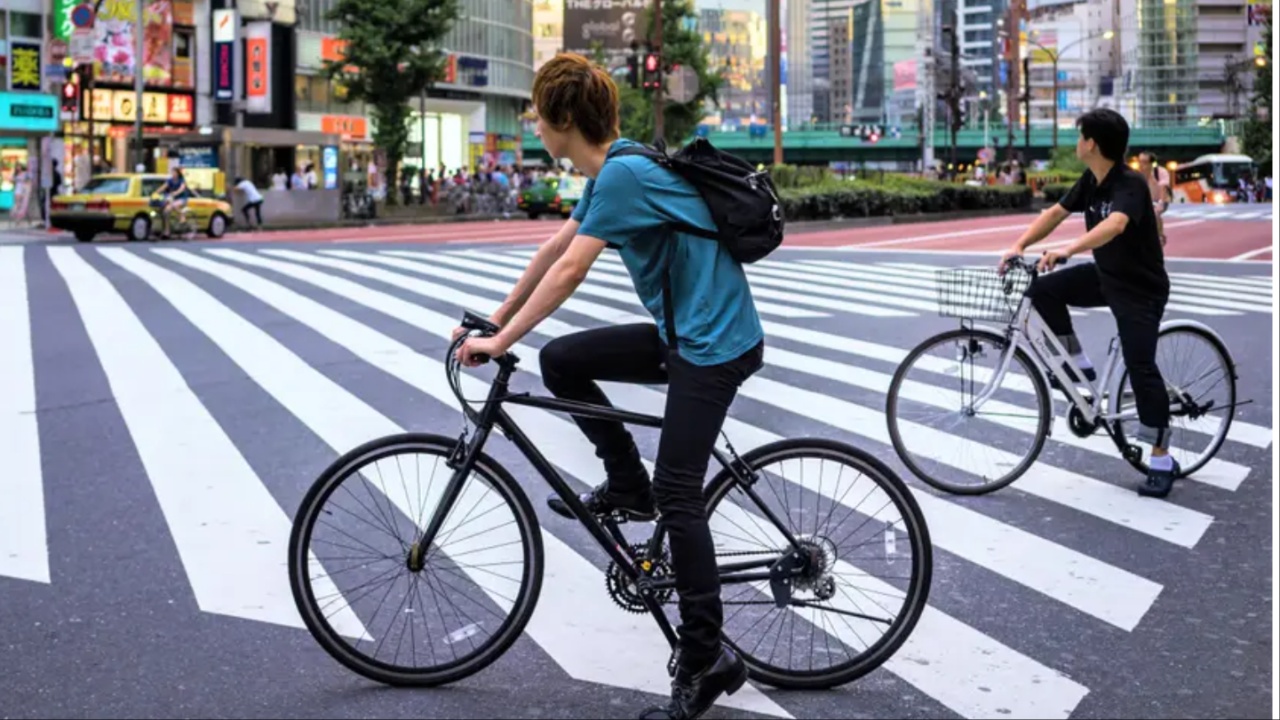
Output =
[
  {"x1": 1028, "y1": 262, "x2": 1170, "y2": 448},
  {"x1": 540, "y1": 324, "x2": 765, "y2": 667},
  {"x1": 242, "y1": 200, "x2": 263, "y2": 226}
]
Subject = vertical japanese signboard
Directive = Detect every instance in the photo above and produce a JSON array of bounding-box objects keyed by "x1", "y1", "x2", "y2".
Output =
[
  {"x1": 212, "y1": 9, "x2": 236, "y2": 101},
  {"x1": 244, "y1": 20, "x2": 272, "y2": 114}
]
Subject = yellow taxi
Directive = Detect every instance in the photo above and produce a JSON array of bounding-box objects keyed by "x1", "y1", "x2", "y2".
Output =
[{"x1": 50, "y1": 173, "x2": 234, "y2": 242}]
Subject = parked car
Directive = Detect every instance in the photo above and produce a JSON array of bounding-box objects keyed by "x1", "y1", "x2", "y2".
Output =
[
  {"x1": 517, "y1": 174, "x2": 589, "y2": 219},
  {"x1": 50, "y1": 173, "x2": 234, "y2": 242}
]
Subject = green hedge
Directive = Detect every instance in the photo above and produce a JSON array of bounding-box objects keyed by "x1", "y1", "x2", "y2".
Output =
[
  {"x1": 1041, "y1": 183, "x2": 1073, "y2": 203},
  {"x1": 777, "y1": 177, "x2": 1033, "y2": 222}
]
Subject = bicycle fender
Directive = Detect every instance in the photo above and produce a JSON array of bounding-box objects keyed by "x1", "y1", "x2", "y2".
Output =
[{"x1": 1158, "y1": 319, "x2": 1238, "y2": 375}]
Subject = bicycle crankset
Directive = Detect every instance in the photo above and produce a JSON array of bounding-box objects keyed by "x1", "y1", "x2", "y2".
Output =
[
  {"x1": 606, "y1": 542, "x2": 673, "y2": 614},
  {"x1": 1067, "y1": 406, "x2": 1101, "y2": 438}
]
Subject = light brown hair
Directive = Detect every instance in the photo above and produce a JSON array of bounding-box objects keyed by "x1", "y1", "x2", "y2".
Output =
[{"x1": 532, "y1": 53, "x2": 620, "y2": 145}]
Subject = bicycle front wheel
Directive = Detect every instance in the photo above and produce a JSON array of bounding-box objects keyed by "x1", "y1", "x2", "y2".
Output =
[
  {"x1": 886, "y1": 328, "x2": 1052, "y2": 495},
  {"x1": 703, "y1": 438, "x2": 932, "y2": 690},
  {"x1": 288, "y1": 432, "x2": 544, "y2": 687}
]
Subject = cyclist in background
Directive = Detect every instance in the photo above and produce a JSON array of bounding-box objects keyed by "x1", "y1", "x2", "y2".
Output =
[
  {"x1": 454, "y1": 52, "x2": 763, "y2": 719},
  {"x1": 159, "y1": 167, "x2": 194, "y2": 238},
  {"x1": 999, "y1": 108, "x2": 1178, "y2": 498},
  {"x1": 1137, "y1": 151, "x2": 1170, "y2": 245}
]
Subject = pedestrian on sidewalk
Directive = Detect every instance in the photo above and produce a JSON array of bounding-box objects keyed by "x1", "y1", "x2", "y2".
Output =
[{"x1": 233, "y1": 176, "x2": 265, "y2": 231}]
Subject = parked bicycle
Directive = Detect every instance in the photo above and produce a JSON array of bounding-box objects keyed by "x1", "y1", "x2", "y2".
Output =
[
  {"x1": 289, "y1": 310, "x2": 933, "y2": 691},
  {"x1": 885, "y1": 255, "x2": 1242, "y2": 495}
]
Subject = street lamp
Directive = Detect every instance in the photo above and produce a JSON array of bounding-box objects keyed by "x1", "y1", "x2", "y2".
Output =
[{"x1": 1025, "y1": 29, "x2": 1114, "y2": 148}]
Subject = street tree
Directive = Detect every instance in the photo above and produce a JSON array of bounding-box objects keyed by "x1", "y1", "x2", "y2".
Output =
[
  {"x1": 323, "y1": 0, "x2": 460, "y2": 204},
  {"x1": 1241, "y1": 7, "x2": 1271, "y2": 174}
]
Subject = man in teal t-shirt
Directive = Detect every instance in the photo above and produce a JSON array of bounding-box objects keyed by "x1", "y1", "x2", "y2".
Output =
[
  {"x1": 568, "y1": 137, "x2": 764, "y2": 365},
  {"x1": 455, "y1": 52, "x2": 765, "y2": 720}
]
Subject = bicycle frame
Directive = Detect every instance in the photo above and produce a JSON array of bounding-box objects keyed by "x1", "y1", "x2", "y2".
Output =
[
  {"x1": 412, "y1": 342, "x2": 809, "y2": 651},
  {"x1": 963, "y1": 263, "x2": 1240, "y2": 455}
]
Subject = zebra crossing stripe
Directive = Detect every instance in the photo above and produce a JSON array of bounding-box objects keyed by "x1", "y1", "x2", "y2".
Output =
[
  {"x1": 179, "y1": 248, "x2": 792, "y2": 718},
  {"x1": 194, "y1": 247, "x2": 1095, "y2": 719},
  {"x1": 47, "y1": 247, "x2": 371, "y2": 640},
  {"x1": 817, "y1": 261, "x2": 1248, "y2": 318},
  {"x1": 0, "y1": 248, "x2": 48, "y2": 585},
  {"x1": 601, "y1": 380, "x2": 1163, "y2": 632},
  {"x1": 487, "y1": 249, "x2": 1271, "y2": 452}
]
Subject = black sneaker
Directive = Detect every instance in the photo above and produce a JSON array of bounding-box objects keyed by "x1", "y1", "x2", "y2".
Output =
[
  {"x1": 546, "y1": 480, "x2": 657, "y2": 522},
  {"x1": 638, "y1": 645, "x2": 749, "y2": 720},
  {"x1": 1138, "y1": 457, "x2": 1182, "y2": 498}
]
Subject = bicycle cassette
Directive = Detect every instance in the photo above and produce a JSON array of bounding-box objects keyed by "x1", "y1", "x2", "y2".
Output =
[{"x1": 606, "y1": 542, "x2": 673, "y2": 614}]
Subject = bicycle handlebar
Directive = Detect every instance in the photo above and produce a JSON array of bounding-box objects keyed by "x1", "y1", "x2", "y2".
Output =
[{"x1": 1000, "y1": 252, "x2": 1070, "y2": 278}]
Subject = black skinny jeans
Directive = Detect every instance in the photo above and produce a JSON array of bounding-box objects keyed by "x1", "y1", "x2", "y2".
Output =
[
  {"x1": 1028, "y1": 262, "x2": 1170, "y2": 448},
  {"x1": 539, "y1": 323, "x2": 765, "y2": 668}
]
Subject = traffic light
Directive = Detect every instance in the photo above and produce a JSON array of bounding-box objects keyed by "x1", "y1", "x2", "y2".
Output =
[
  {"x1": 626, "y1": 53, "x2": 639, "y2": 88},
  {"x1": 642, "y1": 52, "x2": 661, "y2": 90},
  {"x1": 61, "y1": 72, "x2": 80, "y2": 117}
]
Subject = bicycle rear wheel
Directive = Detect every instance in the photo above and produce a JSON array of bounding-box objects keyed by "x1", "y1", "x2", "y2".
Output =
[
  {"x1": 702, "y1": 438, "x2": 932, "y2": 690},
  {"x1": 288, "y1": 432, "x2": 544, "y2": 687},
  {"x1": 1110, "y1": 324, "x2": 1237, "y2": 477}
]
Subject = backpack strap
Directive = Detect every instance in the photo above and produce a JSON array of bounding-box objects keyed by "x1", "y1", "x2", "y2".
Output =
[
  {"x1": 611, "y1": 143, "x2": 689, "y2": 356},
  {"x1": 661, "y1": 250, "x2": 678, "y2": 353}
]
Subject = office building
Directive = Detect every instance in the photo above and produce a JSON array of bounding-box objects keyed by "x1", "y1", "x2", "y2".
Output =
[
  {"x1": 700, "y1": 8, "x2": 769, "y2": 126},
  {"x1": 533, "y1": 0, "x2": 564, "y2": 70},
  {"x1": 1024, "y1": 0, "x2": 1119, "y2": 129},
  {"x1": 1116, "y1": 0, "x2": 1197, "y2": 126},
  {"x1": 784, "y1": 0, "x2": 816, "y2": 125}
]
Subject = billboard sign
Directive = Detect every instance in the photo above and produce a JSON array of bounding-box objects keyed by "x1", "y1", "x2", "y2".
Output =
[{"x1": 562, "y1": 0, "x2": 652, "y2": 62}]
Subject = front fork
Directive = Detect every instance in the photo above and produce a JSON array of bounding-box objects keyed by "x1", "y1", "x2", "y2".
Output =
[{"x1": 406, "y1": 423, "x2": 494, "y2": 572}]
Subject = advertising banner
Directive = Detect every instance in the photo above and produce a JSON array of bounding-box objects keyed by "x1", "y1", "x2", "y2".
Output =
[
  {"x1": 143, "y1": 0, "x2": 175, "y2": 86},
  {"x1": 244, "y1": 21, "x2": 273, "y2": 114},
  {"x1": 562, "y1": 0, "x2": 652, "y2": 62}
]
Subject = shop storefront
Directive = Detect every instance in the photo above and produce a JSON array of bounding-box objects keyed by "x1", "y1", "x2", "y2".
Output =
[
  {"x1": 63, "y1": 86, "x2": 198, "y2": 180},
  {"x1": 0, "y1": 91, "x2": 59, "y2": 216},
  {"x1": 59, "y1": 0, "x2": 200, "y2": 183}
]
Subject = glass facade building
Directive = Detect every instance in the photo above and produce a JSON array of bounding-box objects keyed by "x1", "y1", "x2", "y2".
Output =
[{"x1": 296, "y1": 0, "x2": 533, "y2": 173}]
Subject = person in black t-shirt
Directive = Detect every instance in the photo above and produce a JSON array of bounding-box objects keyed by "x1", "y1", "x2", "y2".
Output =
[{"x1": 999, "y1": 108, "x2": 1178, "y2": 499}]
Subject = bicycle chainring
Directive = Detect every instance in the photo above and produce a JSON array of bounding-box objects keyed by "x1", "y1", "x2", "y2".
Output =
[
  {"x1": 606, "y1": 543, "x2": 673, "y2": 614},
  {"x1": 1067, "y1": 405, "x2": 1100, "y2": 438}
]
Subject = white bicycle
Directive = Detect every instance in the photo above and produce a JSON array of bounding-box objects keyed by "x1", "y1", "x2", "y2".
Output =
[{"x1": 885, "y1": 255, "x2": 1242, "y2": 495}]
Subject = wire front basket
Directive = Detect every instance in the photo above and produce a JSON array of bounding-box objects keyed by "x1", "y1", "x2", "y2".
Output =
[{"x1": 935, "y1": 266, "x2": 1033, "y2": 323}]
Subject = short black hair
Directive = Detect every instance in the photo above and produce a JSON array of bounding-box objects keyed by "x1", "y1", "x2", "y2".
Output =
[
  {"x1": 1139, "y1": 150, "x2": 1159, "y2": 164},
  {"x1": 1076, "y1": 109, "x2": 1130, "y2": 162}
]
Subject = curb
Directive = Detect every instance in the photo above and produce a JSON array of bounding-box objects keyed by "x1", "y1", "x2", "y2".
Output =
[{"x1": 242, "y1": 206, "x2": 1040, "y2": 235}]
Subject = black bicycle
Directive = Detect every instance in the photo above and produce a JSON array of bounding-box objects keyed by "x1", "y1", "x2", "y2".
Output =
[{"x1": 288, "y1": 310, "x2": 932, "y2": 692}]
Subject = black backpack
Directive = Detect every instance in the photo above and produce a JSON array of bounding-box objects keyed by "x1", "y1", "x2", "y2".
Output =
[
  {"x1": 610, "y1": 137, "x2": 785, "y2": 353},
  {"x1": 612, "y1": 138, "x2": 785, "y2": 263}
]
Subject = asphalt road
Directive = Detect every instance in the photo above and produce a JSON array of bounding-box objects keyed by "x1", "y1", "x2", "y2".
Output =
[
  {"x1": 0, "y1": 236, "x2": 1273, "y2": 720},
  {"x1": 6, "y1": 201, "x2": 1275, "y2": 262}
]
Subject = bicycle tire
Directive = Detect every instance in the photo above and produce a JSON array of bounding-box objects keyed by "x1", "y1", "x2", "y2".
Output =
[
  {"x1": 1110, "y1": 324, "x2": 1237, "y2": 478},
  {"x1": 703, "y1": 437, "x2": 933, "y2": 690},
  {"x1": 886, "y1": 328, "x2": 1052, "y2": 495},
  {"x1": 288, "y1": 432, "x2": 544, "y2": 687}
]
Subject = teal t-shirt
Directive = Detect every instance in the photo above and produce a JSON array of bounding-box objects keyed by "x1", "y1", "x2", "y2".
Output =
[{"x1": 573, "y1": 138, "x2": 764, "y2": 367}]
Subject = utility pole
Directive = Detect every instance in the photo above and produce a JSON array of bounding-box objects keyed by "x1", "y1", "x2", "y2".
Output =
[
  {"x1": 945, "y1": 8, "x2": 961, "y2": 168},
  {"x1": 652, "y1": 0, "x2": 665, "y2": 146},
  {"x1": 1022, "y1": 55, "x2": 1031, "y2": 151},
  {"x1": 768, "y1": 0, "x2": 783, "y2": 165},
  {"x1": 133, "y1": 0, "x2": 145, "y2": 170}
]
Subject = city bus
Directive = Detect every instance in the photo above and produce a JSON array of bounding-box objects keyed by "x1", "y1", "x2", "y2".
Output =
[{"x1": 1170, "y1": 153, "x2": 1257, "y2": 203}]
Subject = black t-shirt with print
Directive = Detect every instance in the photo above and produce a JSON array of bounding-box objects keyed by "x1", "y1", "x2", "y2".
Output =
[{"x1": 1058, "y1": 164, "x2": 1170, "y2": 300}]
